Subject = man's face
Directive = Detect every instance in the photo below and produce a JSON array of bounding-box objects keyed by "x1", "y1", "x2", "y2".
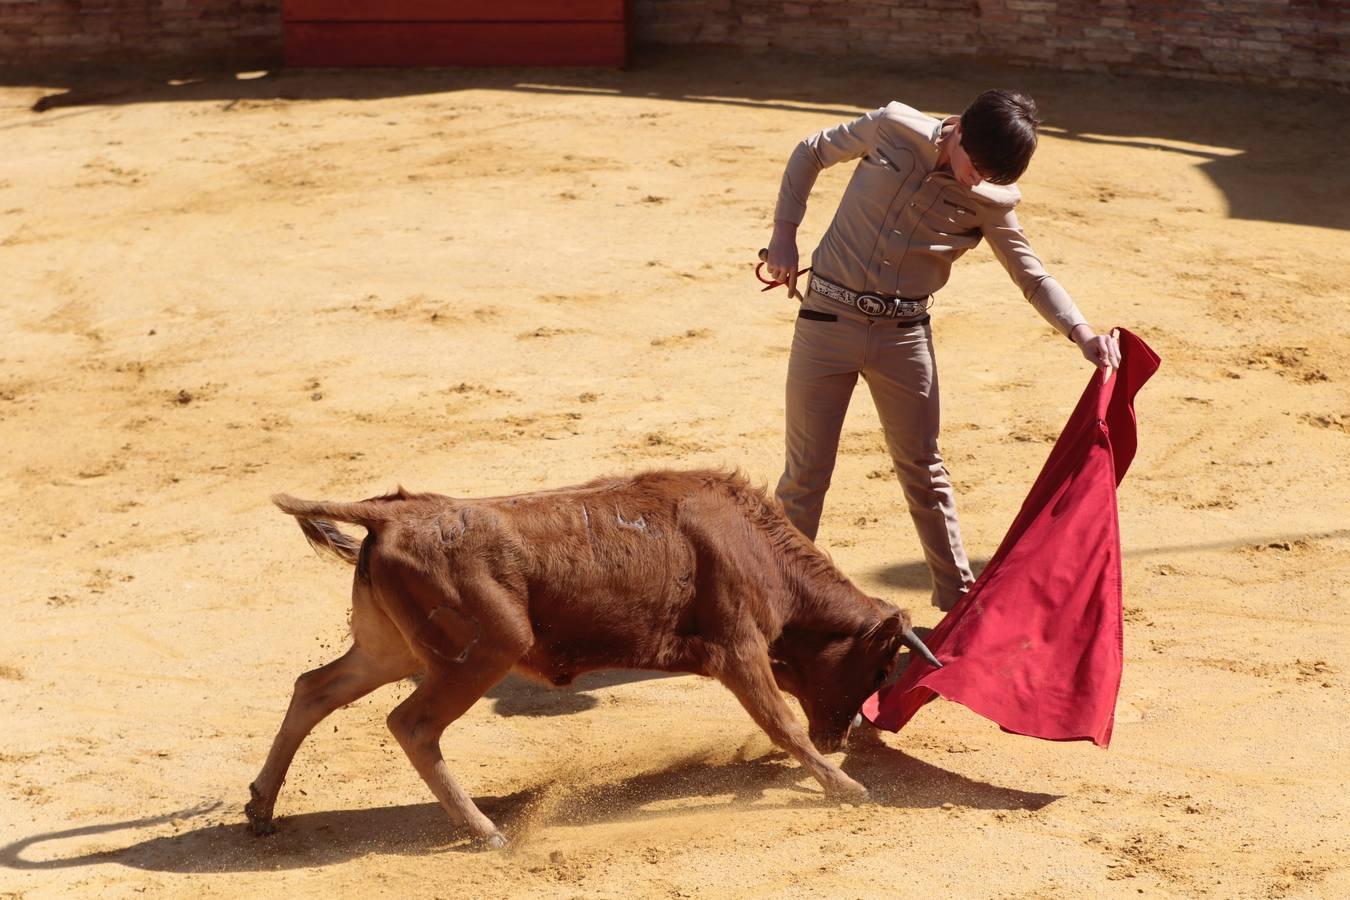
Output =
[{"x1": 949, "y1": 124, "x2": 987, "y2": 188}]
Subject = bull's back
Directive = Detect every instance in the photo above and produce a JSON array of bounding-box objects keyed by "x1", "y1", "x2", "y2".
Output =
[
  {"x1": 363, "y1": 469, "x2": 807, "y2": 679},
  {"x1": 499, "y1": 471, "x2": 701, "y2": 607},
  {"x1": 375, "y1": 468, "x2": 791, "y2": 625}
]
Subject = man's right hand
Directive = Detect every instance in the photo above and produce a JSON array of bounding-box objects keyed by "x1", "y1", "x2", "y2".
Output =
[{"x1": 767, "y1": 222, "x2": 802, "y2": 300}]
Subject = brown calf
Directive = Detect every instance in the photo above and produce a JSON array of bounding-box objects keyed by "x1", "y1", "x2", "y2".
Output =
[{"x1": 246, "y1": 469, "x2": 939, "y2": 848}]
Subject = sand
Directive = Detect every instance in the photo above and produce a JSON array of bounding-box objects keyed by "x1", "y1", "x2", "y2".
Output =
[{"x1": 2, "y1": 49, "x2": 1348, "y2": 899}]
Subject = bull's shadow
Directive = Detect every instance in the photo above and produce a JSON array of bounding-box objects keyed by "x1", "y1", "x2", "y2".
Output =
[
  {"x1": 0, "y1": 744, "x2": 1059, "y2": 873},
  {"x1": 484, "y1": 668, "x2": 680, "y2": 716}
]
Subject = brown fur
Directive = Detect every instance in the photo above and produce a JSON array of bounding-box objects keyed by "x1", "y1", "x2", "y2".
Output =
[{"x1": 247, "y1": 468, "x2": 919, "y2": 848}]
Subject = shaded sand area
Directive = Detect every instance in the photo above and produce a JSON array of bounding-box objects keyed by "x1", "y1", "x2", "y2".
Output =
[{"x1": 2, "y1": 49, "x2": 1348, "y2": 898}]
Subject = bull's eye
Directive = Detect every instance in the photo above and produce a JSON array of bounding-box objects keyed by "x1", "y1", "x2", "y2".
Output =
[{"x1": 874, "y1": 668, "x2": 888, "y2": 685}]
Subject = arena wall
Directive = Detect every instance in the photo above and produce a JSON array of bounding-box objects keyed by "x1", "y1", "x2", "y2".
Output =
[
  {"x1": 1, "y1": 0, "x2": 1346, "y2": 91},
  {"x1": 0, "y1": 0, "x2": 282, "y2": 71}
]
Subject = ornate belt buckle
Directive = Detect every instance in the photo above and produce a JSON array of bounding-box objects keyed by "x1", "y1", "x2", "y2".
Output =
[{"x1": 856, "y1": 294, "x2": 886, "y2": 316}]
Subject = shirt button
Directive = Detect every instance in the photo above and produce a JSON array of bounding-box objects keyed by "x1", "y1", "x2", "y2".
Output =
[{"x1": 909, "y1": 202, "x2": 917, "y2": 208}]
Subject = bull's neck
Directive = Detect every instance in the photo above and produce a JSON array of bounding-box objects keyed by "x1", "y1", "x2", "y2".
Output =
[{"x1": 782, "y1": 556, "x2": 882, "y2": 630}]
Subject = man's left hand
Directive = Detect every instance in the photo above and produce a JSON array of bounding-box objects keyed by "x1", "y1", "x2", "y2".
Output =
[{"x1": 1070, "y1": 325, "x2": 1121, "y2": 369}]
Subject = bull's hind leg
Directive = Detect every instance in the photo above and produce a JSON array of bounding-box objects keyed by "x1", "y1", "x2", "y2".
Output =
[
  {"x1": 715, "y1": 639, "x2": 869, "y2": 800},
  {"x1": 385, "y1": 654, "x2": 518, "y2": 849},
  {"x1": 248, "y1": 573, "x2": 419, "y2": 834},
  {"x1": 246, "y1": 643, "x2": 415, "y2": 835}
]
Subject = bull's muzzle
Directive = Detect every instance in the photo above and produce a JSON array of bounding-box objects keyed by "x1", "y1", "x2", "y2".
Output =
[{"x1": 902, "y1": 628, "x2": 943, "y2": 669}]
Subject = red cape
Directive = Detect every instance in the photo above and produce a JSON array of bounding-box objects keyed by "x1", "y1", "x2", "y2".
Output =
[{"x1": 863, "y1": 329, "x2": 1160, "y2": 747}]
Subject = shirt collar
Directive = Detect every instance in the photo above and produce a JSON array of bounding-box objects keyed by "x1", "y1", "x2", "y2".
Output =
[
  {"x1": 931, "y1": 114, "x2": 960, "y2": 148},
  {"x1": 930, "y1": 115, "x2": 960, "y2": 179}
]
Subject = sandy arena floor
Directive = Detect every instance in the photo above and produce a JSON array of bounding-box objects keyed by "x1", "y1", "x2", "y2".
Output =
[{"x1": 2, "y1": 49, "x2": 1348, "y2": 899}]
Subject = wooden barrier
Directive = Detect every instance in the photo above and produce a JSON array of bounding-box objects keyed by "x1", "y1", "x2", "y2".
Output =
[{"x1": 283, "y1": 1, "x2": 630, "y2": 67}]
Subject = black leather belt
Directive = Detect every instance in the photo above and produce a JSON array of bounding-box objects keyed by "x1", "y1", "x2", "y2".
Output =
[{"x1": 809, "y1": 273, "x2": 931, "y2": 320}]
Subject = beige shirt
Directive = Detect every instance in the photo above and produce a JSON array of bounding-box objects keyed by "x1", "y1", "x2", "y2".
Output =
[{"x1": 775, "y1": 102, "x2": 1087, "y2": 337}]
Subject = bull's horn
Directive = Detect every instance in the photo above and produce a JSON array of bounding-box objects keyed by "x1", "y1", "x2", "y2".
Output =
[{"x1": 902, "y1": 628, "x2": 943, "y2": 669}]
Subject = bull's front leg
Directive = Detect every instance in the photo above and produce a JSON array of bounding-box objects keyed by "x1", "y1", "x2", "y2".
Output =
[
  {"x1": 714, "y1": 640, "x2": 869, "y2": 800},
  {"x1": 385, "y1": 657, "x2": 518, "y2": 849}
]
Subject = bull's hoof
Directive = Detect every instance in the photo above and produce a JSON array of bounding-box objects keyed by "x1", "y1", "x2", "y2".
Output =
[
  {"x1": 825, "y1": 777, "x2": 871, "y2": 803},
  {"x1": 476, "y1": 831, "x2": 508, "y2": 850},
  {"x1": 840, "y1": 786, "x2": 873, "y2": 804},
  {"x1": 248, "y1": 815, "x2": 277, "y2": 837},
  {"x1": 245, "y1": 783, "x2": 276, "y2": 837}
]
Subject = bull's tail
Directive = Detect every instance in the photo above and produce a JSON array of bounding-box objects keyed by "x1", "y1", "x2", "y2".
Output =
[
  {"x1": 272, "y1": 494, "x2": 400, "y2": 568},
  {"x1": 293, "y1": 516, "x2": 363, "y2": 566}
]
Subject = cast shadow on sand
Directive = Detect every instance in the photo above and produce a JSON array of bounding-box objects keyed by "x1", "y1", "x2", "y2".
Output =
[
  {"x1": 485, "y1": 668, "x2": 679, "y2": 716},
  {"x1": 873, "y1": 558, "x2": 991, "y2": 594},
  {"x1": 10, "y1": 47, "x2": 1348, "y2": 232},
  {"x1": 877, "y1": 527, "x2": 1350, "y2": 597},
  {"x1": 0, "y1": 743, "x2": 1058, "y2": 873}
]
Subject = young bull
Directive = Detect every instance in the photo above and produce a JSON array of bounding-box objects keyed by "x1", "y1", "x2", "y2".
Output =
[{"x1": 246, "y1": 469, "x2": 940, "y2": 848}]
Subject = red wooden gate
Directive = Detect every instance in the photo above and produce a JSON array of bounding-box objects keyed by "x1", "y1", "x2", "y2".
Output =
[{"x1": 283, "y1": 1, "x2": 630, "y2": 67}]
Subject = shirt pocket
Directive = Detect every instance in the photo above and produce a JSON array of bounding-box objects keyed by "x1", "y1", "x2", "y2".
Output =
[
  {"x1": 851, "y1": 144, "x2": 915, "y2": 188},
  {"x1": 845, "y1": 144, "x2": 916, "y2": 221},
  {"x1": 870, "y1": 144, "x2": 915, "y2": 179},
  {"x1": 928, "y1": 192, "x2": 983, "y2": 237}
]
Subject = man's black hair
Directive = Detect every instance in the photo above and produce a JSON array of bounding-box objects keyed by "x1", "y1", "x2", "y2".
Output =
[{"x1": 959, "y1": 90, "x2": 1041, "y2": 185}]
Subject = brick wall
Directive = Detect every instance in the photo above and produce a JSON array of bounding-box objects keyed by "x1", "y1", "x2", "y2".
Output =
[
  {"x1": 1, "y1": 1, "x2": 1346, "y2": 91},
  {"x1": 631, "y1": 0, "x2": 1350, "y2": 91},
  {"x1": 0, "y1": 0, "x2": 282, "y2": 71}
]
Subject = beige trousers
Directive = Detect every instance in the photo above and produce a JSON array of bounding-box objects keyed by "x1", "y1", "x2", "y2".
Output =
[{"x1": 775, "y1": 290, "x2": 975, "y2": 610}]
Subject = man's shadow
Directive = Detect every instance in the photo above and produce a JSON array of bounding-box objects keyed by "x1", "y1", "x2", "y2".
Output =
[
  {"x1": 0, "y1": 743, "x2": 1059, "y2": 873},
  {"x1": 873, "y1": 558, "x2": 990, "y2": 594}
]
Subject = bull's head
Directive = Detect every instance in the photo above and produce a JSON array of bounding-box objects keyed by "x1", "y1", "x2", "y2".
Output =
[{"x1": 769, "y1": 605, "x2": 941, "y2": 753}]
